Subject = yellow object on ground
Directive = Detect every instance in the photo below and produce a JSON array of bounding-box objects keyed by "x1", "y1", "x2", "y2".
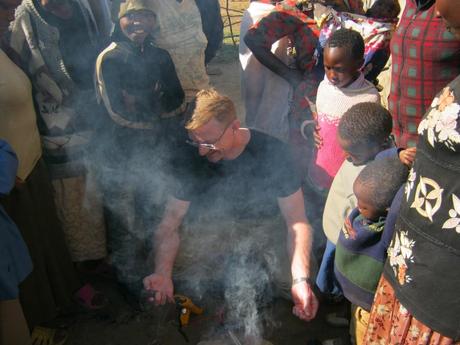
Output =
[
  {"x1": 174, "y1": 294, "x2": 203, "y2": 326},
  {"x1": 30, "y1": 326, "x2": 68, "y2": 345},
  {"x1": 350, "y1": 304, "x2": 370, "y2": 345}
]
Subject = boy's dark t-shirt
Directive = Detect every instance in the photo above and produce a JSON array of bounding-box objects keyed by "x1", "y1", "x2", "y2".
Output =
[{"x1": 174, "y1": 130, "x2": 300, "y2": 221}]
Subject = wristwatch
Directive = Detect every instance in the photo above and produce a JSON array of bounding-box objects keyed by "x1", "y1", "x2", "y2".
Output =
[{"x1": 292, "y1": 277, "x2": 313, "y2": 286}]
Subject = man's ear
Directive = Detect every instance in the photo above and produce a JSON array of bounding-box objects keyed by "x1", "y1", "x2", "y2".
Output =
[{"x1": 231, "y1": 119, "x2": 241, "y2": 130}]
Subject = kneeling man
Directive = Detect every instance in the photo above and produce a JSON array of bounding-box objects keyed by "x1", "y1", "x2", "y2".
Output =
[{"x1": 143, "y1": 89, "x2": 318, "y2": 322}]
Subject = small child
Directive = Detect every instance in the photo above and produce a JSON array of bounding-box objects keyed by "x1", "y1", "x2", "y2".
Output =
[
  {"x1": 307, "y1": 28, "x2": 380, "y2": 190},
  {"x1": 335, "y1": 156, "x2": 409, "y2": 345}
]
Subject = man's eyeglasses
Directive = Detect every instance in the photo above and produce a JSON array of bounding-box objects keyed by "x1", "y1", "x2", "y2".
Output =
[
  {"x1": 185, "y1": 124, "x2": 231, "y2": 151},
  {"x1": 185, "y1": 140, "x2": 219, "y2": 150}
]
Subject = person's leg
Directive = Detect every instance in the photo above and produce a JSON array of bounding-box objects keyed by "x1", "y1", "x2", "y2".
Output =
[
  {"x1": 194, "y1": 0, "x2": 223, "y2": 65},
  {"x1": 103, "y1": 177, "x2": 142, "y2": 294},
  {"x1": 0, "y1": 299, "x2": 30, "y2": 345},
  {"x1": 2, "y1": 160, "x2": 81, "y2": 328},
  {"x1": 316, "y1": 241, "x2": 343, "y2": 297},
  {"x1": 363, "y1": 276, "x2": 459, "y2": 345},
  {"x1": 51, "y1": 174, "x2": 107, "y2": 263}
]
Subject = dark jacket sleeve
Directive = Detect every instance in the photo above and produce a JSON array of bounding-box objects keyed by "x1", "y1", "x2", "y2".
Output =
[{"x1": 99, "y1": 52, "x2": 127, "y2": 117}]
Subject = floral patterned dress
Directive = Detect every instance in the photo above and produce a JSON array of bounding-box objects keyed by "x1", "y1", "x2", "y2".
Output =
[{"x1": 363, "y1": 76, "x2": 460, "y2": 344}]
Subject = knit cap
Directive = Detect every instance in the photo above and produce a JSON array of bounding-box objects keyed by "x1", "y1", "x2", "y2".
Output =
[{"x1": 118, "y1": 0, "x2": 153, "y2": 19}]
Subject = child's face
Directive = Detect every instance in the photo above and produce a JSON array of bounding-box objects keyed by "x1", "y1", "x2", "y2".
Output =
[
  {"x1": 323, "y1": 46, "x2": 362, "y2": 88},
  {"x1": 338, "y1": 136, "x2": 383, "y2": 166},
  {"x1": 120, "y1": 10, "x2": 155, "y2": 45},
  {"x1": 353, "y1": 181, "x2": 386, "y2": 221}
]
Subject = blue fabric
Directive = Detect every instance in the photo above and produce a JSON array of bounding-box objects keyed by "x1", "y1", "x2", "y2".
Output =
[
  {"x1": 316, "y1": 240, "x2": 343, "y2": 296},
  {"x1": 0, "y1": 139, "x2": 33, "y2": 300},
  {"x1": 0, "y1": 140, "x2": 18, "y2": 196},
  {"x1": 375, "y1": 147, "x2": 399, "y2": 160},
  {"x1": 338, "y1": 209, "x2": 387, "y2": 258}
]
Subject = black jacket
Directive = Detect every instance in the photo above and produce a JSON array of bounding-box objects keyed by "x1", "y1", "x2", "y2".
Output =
[{"x1": 98, "y1": 30, "x2": 184, "y2": 125}]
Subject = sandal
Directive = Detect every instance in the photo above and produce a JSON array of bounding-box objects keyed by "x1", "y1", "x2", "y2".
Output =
[
  {"x1": 31, "y1": 326, "x2": 68, "y2": 345},
  {"x1": 75, "y1": 283, "x2": 108, "y2": 310}
]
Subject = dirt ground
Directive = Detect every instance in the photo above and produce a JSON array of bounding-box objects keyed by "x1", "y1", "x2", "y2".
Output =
[
  {"x1": 65, "y1": 277, "x2": 349, "y2": 345},
  {"x1": 62, "y1": 48, "x2": 349, "y2": 345},
  {"x1": 65, "y1": 269, "x2": 350, "y2": 345}
]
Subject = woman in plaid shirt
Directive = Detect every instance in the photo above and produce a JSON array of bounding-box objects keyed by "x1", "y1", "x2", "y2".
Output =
[{"x1": 388, "y1": 0, "x2": 460, "y2": 148}]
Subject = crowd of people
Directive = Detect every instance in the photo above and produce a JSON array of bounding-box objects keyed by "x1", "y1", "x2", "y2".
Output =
[{"x1": 1, "y1": 0, "x2": 459, "y2": 344}]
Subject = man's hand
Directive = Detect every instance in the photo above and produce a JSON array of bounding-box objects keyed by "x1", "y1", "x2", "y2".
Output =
[
  {"x1": 399, "y1": 147, "x2": 416, "y2": 167},
  {"x1": 143, "y1": 273, "x2": 174, "y2": 306},
  {"x1": 291, "y1": 281, "x2": 319, "y2": 321}
]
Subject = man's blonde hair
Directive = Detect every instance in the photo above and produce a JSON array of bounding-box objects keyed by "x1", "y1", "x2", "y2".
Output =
[{"x1": 185, "y1": 89, "x2": 237, "y2": 130}]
